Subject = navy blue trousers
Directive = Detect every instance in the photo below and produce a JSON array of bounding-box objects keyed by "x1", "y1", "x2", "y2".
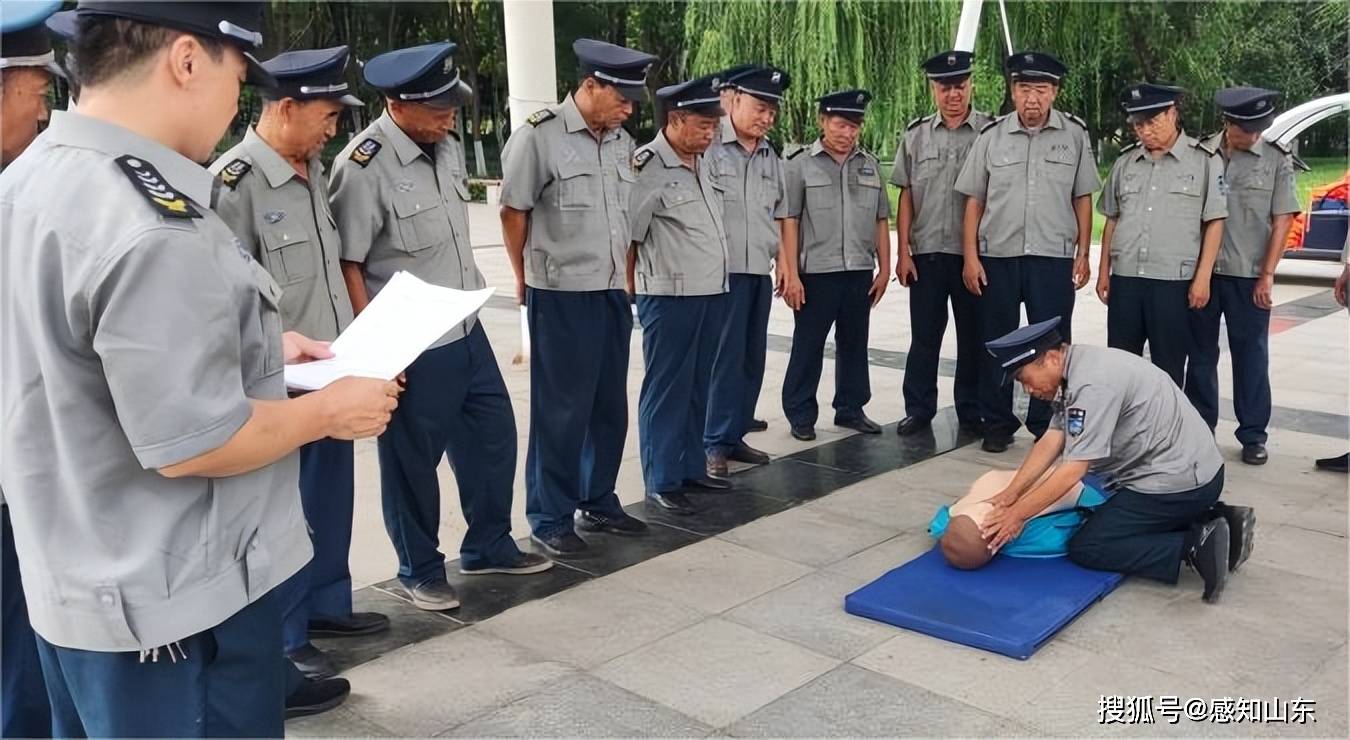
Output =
[
  {"x1": 978, "y1": 256, "x2": 1075, "y2": 438},
  {"x1": 2, "y1": 506, "x2": 49, "y2": 738},
  {"x1": 1068, "y1": 467, "x2": 1224, "y2": 583},
  {"x1": 378, "y1": 324, "x2": 521, "y2": 585},
  {"x1": 1107, "y1": 275, "x2": 1192, "y2": 388},
  {"x1": 638, "y1": 294, "x2": 726, "y2": 493},
  {"x1": 902, "y1": 252, "x2": 983, "y2": 424},
  {"x1": 705, "y1": 274, "x2": 773, "y2": 455},
  {"x1": 276, "y1": 438, "x2": 354, "y2": 653},
  {"x1": 524, "y1": 289, "x2": 631, "y2": 538},
  {"x1": 1184, "y1": 275, "x2": 1272, "y2": 445},
  {"x1": 35, "y1": 588, "x2": 286, "y2": 738},
  {"x1": 782, "y1": 271, "x2": 873, "y2": 428}
]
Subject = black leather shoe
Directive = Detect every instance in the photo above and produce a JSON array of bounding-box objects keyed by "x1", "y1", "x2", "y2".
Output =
[
  {"x1": 747, "y1": 418, "x2": 769, "y2": 432},
  {"x1": 575, "y1": 510, "x2": 649, "y2": 536},
  {"x1": 982, "y1": 434, "x2": 1013, "y2": 453},
  {"x1": 1241, "y1": 443, "x2": 1268, "y2": 465},
  {"x1": 790, "y1": 425, "x2": 816, "y2": 441},
  {"x1": 957, "y1": 417, "x2": 984, "y2": 434},
  {"x1": 285, "y1": 676, "x2": 350, "y2": 720},
  {"x1": 729, "y1": 442, "x2": 770, "y2": 465},
  {"x1": 896, "y1": 416, "x2": 932, "y2": 436},
  {"x1": 530, "y1": 531, "x2": 589, "y2": 556},
  {"x1": 1315, "y1": 452, "x2": 1349, "y2": 473},
  {"x1": 461, "y1": 551, "x2": 554, "y2": 575},
  {"x1": 646, "y1": 491, "x2": 700, "y2": 515},
  {"x1": 309, "y1": 611, "x2": 390, "y2": 638},
  {"x1": 1185, "y1": 517, "x2": 1231, "y2": 603},
  {"x1": 286, "y1": 643, "x2": 339, "y2": 681},
  {"x1": 1211, "y1": 502, "x2": 1256, "y2": 573},
  {"x1": 706, "y1": 450, "x2": 729, "y2": 478},
  {"x1": 683, "y1": 476, "x2": 732, "y2": 491},
  {"x1": 835, "y1": 414, "x2": 882, "y2": 434}
]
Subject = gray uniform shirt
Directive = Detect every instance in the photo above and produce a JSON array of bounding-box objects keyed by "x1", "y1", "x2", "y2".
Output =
[
  {"x1": 629, "y1": 131, "x2": 730, "y2": 296},
  {"x1": 1097, "y1": 133, "x2": 1228, "y2": 281},
  {"x1": 955, "y1": 109, "x2": 1100, "y2": 259},
  {"x1": 0, "y1": 112, "x2": 309, "y2": 651},
  {"x1": 785, "y1": 140, "x2": 891, "y2": 274},
  {"x1": 211, "y1": 128, "x2": 354, "y2": 341},
  {"x1": 330, "y1": 111, "x2": 485, "y2": 348},
  {"x1": 1051, "y1": 345, "x2": 1224, "y2": 493},
  {"x1": 891, "y1": 109, "x2": 992, "y2": 256},
  {"x1": 499, "y1": 94, "x2": 636, "y2": 292},
  {"x1": 708, "y1": 116, "x2": 787, "y2": 274},
  {"x1": 1204, "y1": 132, "x2": 1301, "y2": 278}
]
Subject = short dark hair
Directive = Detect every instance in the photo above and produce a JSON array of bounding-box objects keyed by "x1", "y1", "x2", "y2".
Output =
[{"x1": 73, "y1": 17, "x2": 225, "y2": 89}]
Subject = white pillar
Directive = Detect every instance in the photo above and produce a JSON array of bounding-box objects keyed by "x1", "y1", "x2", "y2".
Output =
[
  {"x1": 503, "y1": 0, "x2": 558, "y2": 132},
  {"x1": 954, "y1": 0, "x2": 983, "y2": 52}
]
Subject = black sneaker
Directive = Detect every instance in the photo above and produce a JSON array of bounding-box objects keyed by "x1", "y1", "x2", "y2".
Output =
[
  {"x1": 402, "y1": 579, "x2": 460, "y2": 611},
  {"x1": 530, "y1": 531, "x2": 588, "y2": 556},
  {"x1": 285, "y1": 676, "x2": 350, "y2": 720},
  {"x1": 1185, "y1": 517, "x2": 1231, "y2": 603},
  {"x1": 1211, "y1": 502, "x2": 1256, "y2": 572},
  {"x1": 575, "y1": 510, "x2": 649, "y2": 536},
  {"x1": 460, "y1": 551, "x2": 554, "y2": 575}
]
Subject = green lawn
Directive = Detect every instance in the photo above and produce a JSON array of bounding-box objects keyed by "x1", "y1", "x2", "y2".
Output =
[{"x1": 884, "y1": 155, "x2": 1349, "y2": 245}]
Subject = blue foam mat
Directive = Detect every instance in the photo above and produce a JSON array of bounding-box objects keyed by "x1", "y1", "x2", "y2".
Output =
[{"x1": 844, "y1": 546, "x2": 1124, "y2": 660}]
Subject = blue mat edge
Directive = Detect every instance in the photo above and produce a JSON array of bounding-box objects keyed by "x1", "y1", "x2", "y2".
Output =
[{"x1": 843, "y1": 553, "x2": 1125, "y2": 660}]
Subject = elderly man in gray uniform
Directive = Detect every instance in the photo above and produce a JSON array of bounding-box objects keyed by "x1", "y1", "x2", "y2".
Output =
[
  {"x1": 782, "y1": 89, "x2": 892, "y2": 441},
  {"x1": 0, "y1": 3, "x2": 400, "y2": 734},
  {"x1": 628, "y1": 75, "x2": 732, "y2": 515},
  {"x1": 499, "y1": 39, "x2": 657, "y2": 555},
  {"x1": 1185, "y1": 87, "x2": 1301, "y2": 466},
  {"x1": 704, "y1": 65, "x2": 793, "y2": 478},
  {"x1": 892, "y1": 50, "x2": 992, "y2": 437},
  {"x1": 1096, "y1": 83, "x2": 1227, "y2": 389},
  {"x1": 981, "y1": 317, "x2": 1254, "y2": 605},
  {"x1": 955, "y1": 51, "x2": 1099, "y2": 454},
  {"x1": 210, "y1": 45, "x2": 390, "y2": 684},
  {"x1": 332, "y1": 41, "x2": 552, "y2": 612}
]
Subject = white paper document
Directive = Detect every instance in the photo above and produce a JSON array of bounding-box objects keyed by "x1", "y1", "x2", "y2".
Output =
[{"x1": 284, "y1": 272, "x2": 494, "y2": 391}]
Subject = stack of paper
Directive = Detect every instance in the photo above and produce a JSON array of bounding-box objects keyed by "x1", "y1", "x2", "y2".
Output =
[{"x1": 284, "y1": 272, "x2": 494, "y2": 391}]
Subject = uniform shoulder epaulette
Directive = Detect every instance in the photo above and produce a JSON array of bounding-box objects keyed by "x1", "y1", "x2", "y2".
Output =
[
  {"x1": 633, "y1": 148, "x2": 654, "y2": 171},
  {"x1": 114, "y1": 155, "x2": 202, "y2": 219},
  {"x1": 905, "y1": 114, "x2": 931, "y2": 131},
  {"x1": 526, "y1": 108, "x2": 556, "y2": 127},
  {"x1": 1192, "y1": 137, "x2": 1217, "y2": 156},
  {"x1": 219, "y1": 158, "x2": 252, "y2": 190},
  {"x1": 1064, "y1": 112, "x2": 1088, "y2": 130},
  {"x1": 348, "y1": 138, "x2": 381, "y2": 168},
  {"x1": 1121, "y1": 140, "x2": 1141, "y2": 154},
  {"x1": 767, "y1": 139, "x2": 782, "y2": 157},
  {"x1": 980, "y1": 114, "x2": 1005, "y2": 133},
  {"x1": 786, "y1": 146, "x2": 807, "y2": 160}
]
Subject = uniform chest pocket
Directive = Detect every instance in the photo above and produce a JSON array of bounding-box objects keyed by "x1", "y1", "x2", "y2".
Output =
[
  {"x1": 1042, "y1": 147, "x2": 1078, "y2": 181},
  {"x1": 715, "y1": 159, "x2": 744, "y2": 202},
  {"x1": 261, "y1": 228, "x2": 315, "y2": 285},
  {"x1": 1235, "y1": 167, "x2": 1274, "y2": 194},
  {"x1": 1118, "y1": 176, "x2": 1145, "y2": 205},
  {"x1": 392, "y1": 195, "x2": 450, "y2": 253},
  {"x1": 556, "y1": 160, "x2": 600, "y2": 210},
  {"x1": 803, "y1": 169, "x2": 837, "y2": 211},
  {"x1": 659, "y1": 188, "x2": 701, "y2": 213},
  {"x1": 1168, "y1": 174, "x2": 1203, "y2": 218},
  {"x1": 913, "y1": 153, "x2": 942, "y2": 181},
  {"x1": 989, "y1": 149, "x2": 1028, "y2": 181},
  {"x1": 850, "y1": 172, "x2": 882, "y2": 212}
]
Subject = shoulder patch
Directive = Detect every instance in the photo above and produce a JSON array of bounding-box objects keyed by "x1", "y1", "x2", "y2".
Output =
[
  {"x1": 527, "y1": 108, "x2": 556, "y2": 127},
  {"x1": 348, "y1": 138, "x2": 381, "y2": 167},
  {"x1": 114, "y1": 155, "x2": 202, "y2": 219},
  {"x1": 980, "y1": 115, "x2": 1003, "y2": 133},
  {"x1": 632, "y1": 148, "x2": 654, "y2": 171},
  {"x1": 219, "y1": 158, "x2": 252, "y2": 190},
  {"x1": 1064, "y1": 112, "x2": 1088, "y2": 129}
]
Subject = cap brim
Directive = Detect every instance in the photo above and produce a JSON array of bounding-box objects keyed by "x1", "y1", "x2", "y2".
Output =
[
  {"x1": 1126, "y1": 106, "x2": 1169, "y2": 124},
  {"x1": 1227, "y1": 115, "x2": 1272, "y2": 134},
  {"x1": 617, "y1": 84, "x2": 647, "y2": 103},
  {"x1": 244, "y1": 52, "x2": 276, "y2": 88},
  {"x1": 417, "y1": 79, "x2": 474, "y2": 109},
  {"x1": 338, "y1": 94, "x2": 364, "y2": 108}
]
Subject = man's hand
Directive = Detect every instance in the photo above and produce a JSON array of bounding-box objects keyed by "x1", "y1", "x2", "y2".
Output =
[
  {"x1": 1095, "y1": 272, "x2": 1110, "y2": 305},
  {"x1": 1073, "y1": 253, "x2": 1092, "y2": 290},
  {"x1": 895, "y1": 256, "x2": 918, "y2": 287},
  {"x1": 1336, "y1": 265, "x2": 1349, "y2": 307},
  {"x1": 283, "y1": 332, "x2": 334, "y2": 365},
  {"x1": 981, "y1": 506, "x2": 1027, "y2": 554},
  {"x1": 777, "y1": 268, "x2": 805, "y2": 310},
  {"x1": 1188, "y1": 276, "x2": 1212, "y2": 310},
  {"x1": 317, "y1": 377, "x2": 402, "y2": 440},
  {"x1": 987, "y1": 487, "x2": 1020, "y2": 510},
  {"x1": 962, "y1": 257, "x2": 987, "y2": 296},
  {"x1": 1253, "y1": 274, "x2": 1275, "y2": 310},
  {"x1": 867, "y1": 270, "x2": 888, "y2": 307}
]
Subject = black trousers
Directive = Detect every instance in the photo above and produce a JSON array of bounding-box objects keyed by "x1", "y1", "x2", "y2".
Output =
[
  {"x1": 902, "y1": 252, "x2": 982, "y2": 424},
  {"x1": 1067, "y1": 467, "x2": 1225, "y2": 583},
  {"x1": 783, "y1": 270, "x2": 872, "y2": 427},
  {"x1": 978, "y1": 256, "x2": 1075, "y2": 438},
  {"x1": 1184, "y1": 275, "x2": 1272, "y2": 445},
  {"x1": 1107, "y1": 275, "x2": 1192, "y2": 387}
]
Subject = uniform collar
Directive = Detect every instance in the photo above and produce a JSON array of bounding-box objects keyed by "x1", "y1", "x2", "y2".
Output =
[
  {"x1": 1214, "y1": 130, "x2": 1267, "y2": 159},
  {"x1": 1131, "y1": 130, "x2": 1193, "y2": 162},
  {"x1": 720, "y1": 115, "x2": 769, "y2": 154},
  {"x1": 375, "y1": 109, "x2": 444, "y2": 166},
  {"x1": 561, "y1": 94, "x2": 621, "y2": 143},
  {"x1": 1007, "y1": 108, "x2": 1066, "y2": 134},
  {"x1": 242, "y1": 127, "x2": 318, "y2": 189},
  {"x1": 651, "y1": 130, "x2": 689, "y2": 169},
  {"x1": 930, "y1": 109, "x2": 979, "y2": 131},
  {"x1": 810, "y1": 138, "x2": 861, "y2": 161},
  {"x1": 43, "y1": 111, "x2": 213, "y2": 209}
]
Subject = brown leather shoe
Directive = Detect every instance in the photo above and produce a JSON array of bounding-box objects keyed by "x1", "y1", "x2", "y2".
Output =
[{"x1": 706, "y1": 450, "x2": 729, "y2": 478}]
